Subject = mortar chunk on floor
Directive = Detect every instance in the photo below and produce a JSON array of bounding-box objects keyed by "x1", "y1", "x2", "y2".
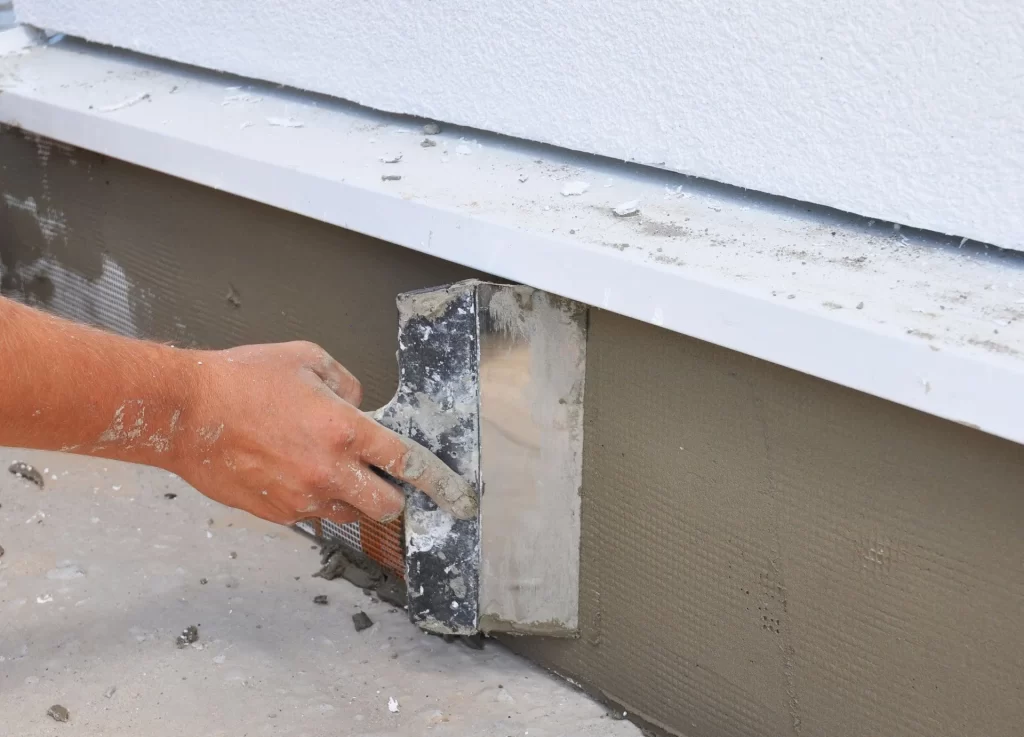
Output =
[
  {"x1": 352, "y1": 611, "x2": 374, "y2": 631},
  {"x1": 47, "y1": 705, "x2": 69, "y2": 723}
]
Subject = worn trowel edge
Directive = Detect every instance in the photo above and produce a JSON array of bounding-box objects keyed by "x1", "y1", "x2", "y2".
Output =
[{"x1": 395, "y1": 280, "x2": 485, "y2": 324}]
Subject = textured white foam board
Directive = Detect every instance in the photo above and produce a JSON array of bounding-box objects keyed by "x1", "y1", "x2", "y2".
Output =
[{"x1": 13, "y1": 0, "x2": 1024, "y2": 251}]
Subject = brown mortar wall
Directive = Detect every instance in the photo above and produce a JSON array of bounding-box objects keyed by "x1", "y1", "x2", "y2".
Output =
[
  {"x1": 0, "y1": 128, "x2": 481, "y2": 407},
  {"x1": 3, "y1": 128, "x2": 1023, "y2": 737}
]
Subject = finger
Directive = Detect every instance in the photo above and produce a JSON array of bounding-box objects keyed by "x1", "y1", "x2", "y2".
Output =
[
  {"x1": 354, "y1": 415, "x2": 478, "y2": 520},
  {"x1": 309, "y1": 350, "x2": 363, "y2": 406},
  {"x1": 311, "y1": 498, "x2": 360, "y2": 527},
  {"x1": 326, "y1": 462, "x2": 406, "y2": 523}
]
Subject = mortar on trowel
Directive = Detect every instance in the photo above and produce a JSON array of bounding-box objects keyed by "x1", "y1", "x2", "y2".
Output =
[{"x1": 344, "y1": 280, "x2": 587, "y2": 637}]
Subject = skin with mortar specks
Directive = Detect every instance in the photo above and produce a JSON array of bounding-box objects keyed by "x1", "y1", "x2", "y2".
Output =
[{"x1": 0, "y1": 296, "x2": 477, "y2": 526}]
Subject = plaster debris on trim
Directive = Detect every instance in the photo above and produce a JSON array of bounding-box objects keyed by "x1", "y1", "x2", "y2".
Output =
[
  {"x1": 266, "y1": 116, "x2": 304, "y2": 128},
  {"x1": 2, "y1": 40, "x2": 1023, "y2": 443},
  {"x1": 560, "y1": 181, "x2": 590, "y2": 196},
  {"x1": 222, "y1": 93, "x2": 262, "y2": 106},
  {"x1": 613, "y1": 199, "x2": 641, "y2": 217},
  {"x1": 96, "y1": 92, "x2": 150, "y2": 112},
  {"x1": 0, "y1": 41, "x2": 1016, "y2": 368}
]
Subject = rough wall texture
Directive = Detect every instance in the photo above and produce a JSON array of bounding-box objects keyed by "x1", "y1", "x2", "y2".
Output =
[
  {"x1": 3, "y1": 128, "x2": 1024, "y2": 737},
  {"x1": 512, "y1": 316, "x2": 1024, "y2": 736},
  {"x1": 0, "y1": 128, "x2": 480, "y2": 406},
  {"x1": 15, "y1": 0, "x2": 1024, "y2": 251}
]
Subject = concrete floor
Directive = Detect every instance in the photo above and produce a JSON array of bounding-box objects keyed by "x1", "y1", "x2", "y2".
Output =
[{"x1": 0, "y1": 448, "x2": 641, "y2": 737}]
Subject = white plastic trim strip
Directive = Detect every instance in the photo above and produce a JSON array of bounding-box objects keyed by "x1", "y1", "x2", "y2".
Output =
[{"x1": 2, "y1": 33, "x2": 1023, "y2": 445}]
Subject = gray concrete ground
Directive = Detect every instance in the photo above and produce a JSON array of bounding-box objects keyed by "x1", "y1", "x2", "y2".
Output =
[{"x1": 0, "y1": 448, "x2": 641, "y2": 737}]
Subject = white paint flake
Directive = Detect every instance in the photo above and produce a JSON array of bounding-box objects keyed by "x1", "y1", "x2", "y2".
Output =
[
  {"x1": 612, "y1": 199, "x2": 640, "y2": 217},
  {"x1": 97, "y1": 92, "x2": 150, "y2": 112},
  {"x1": 222, "y1": 93, "x2": 262, "y2": 106},
  {"x1": 560, "y1": 181, "x2": 590, "y2": 197},
  {"x1": 266, "y1": 116, "x2": 304, "y2": 128}
]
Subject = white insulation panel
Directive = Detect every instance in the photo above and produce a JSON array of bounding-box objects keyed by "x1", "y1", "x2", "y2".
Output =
[{"x1": 13, "y1": 1, "x2": 1024, "y2": 251}]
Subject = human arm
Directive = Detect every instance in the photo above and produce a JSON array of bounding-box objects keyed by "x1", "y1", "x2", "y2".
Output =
[{"x1": 0, "y1": 296, "x2": 477, "y2": 525}]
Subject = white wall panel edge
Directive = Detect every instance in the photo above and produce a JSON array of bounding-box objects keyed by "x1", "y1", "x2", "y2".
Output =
[{"x1": 12, "y1": 1, "x2": 1024, "y2": 252}]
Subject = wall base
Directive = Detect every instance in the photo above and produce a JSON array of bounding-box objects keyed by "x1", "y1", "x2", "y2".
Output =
[{"x1": 3, "y1": 128, "x2": 1023, "y2": 737}]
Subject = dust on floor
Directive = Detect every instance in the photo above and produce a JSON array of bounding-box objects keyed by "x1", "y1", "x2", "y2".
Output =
[{"x1": 0, "y1": 448, "x2": 640, "y2": 737}]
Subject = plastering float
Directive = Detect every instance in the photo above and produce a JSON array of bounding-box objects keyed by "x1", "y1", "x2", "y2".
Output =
[{"x1": 368, "y1": 280, "x2": 587, "y2": 636}]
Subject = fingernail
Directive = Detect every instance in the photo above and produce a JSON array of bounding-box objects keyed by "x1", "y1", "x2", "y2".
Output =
[
  {"x1": 436, "y1": 474, "x2": 478, "y2": 520},
  {"x1": 452, "y1": 494, "x2": 478, "y2": 520},
  {"x1": 449, "y1": 481, "x2": 478, "y2": 520},
  {"x1": 378, "y1": 499, "x2": 405, "y2": 524}
]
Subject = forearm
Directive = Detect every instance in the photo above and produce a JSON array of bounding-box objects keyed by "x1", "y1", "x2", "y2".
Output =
[
  {"x1": 0, "y1": 296, "x2": 475, "y2": 526},
  {"x1": 0, "y1": 296, "x2": 201, "y2": 471}
]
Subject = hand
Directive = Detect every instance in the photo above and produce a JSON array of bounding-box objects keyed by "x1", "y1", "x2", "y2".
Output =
[{"x1": 171, "y1": 341, "x2": 477, "y2": 528}]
